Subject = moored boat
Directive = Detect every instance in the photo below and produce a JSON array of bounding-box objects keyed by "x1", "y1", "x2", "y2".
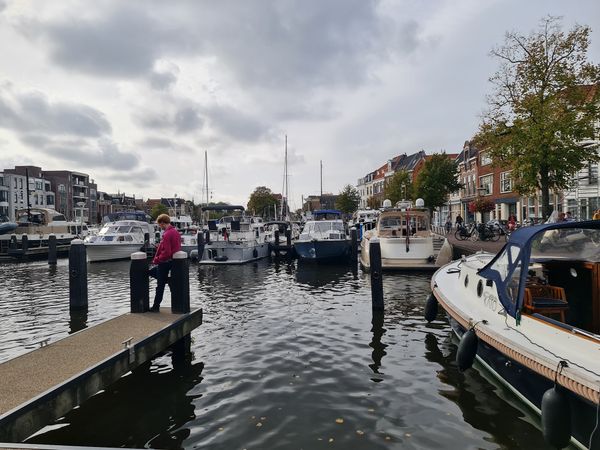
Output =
[
  {"x1": 294, "y1": 210, "x2": 351, "y2": 262},
  {"x1": 84, "y1": 220, "x2": 155, "y2": 262},
  {"x1": 360, "y1": 200, "x2": 440, "y2": 270},
  {"x1": 430, "y1": 220, "x2": 600, "y2": 449}
]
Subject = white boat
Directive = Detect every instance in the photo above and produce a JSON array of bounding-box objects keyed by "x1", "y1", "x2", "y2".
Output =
[
  {"x1": 171, "y1": 215, "x2": 193, "y2": 232},
  {"x1": 180, "y1": 226, "x2": 200, "y2": 255},
  {"x1": 429, "y1": 220, "x2": 600, "y2": 449},
  {"x1": 360, "y1": 200, "x2": 440, "y2": 270},
  {"x1": 0, "y1": 208, "x2": 83, "y2": 259},
  {"x1": 351, "y1": 209, "x2": 379, "y2": 238},
  {"x1": 294, "y1": 210, "x2": 351, "y2": 262},
  {"x1": 195, "y1": 205, "x2": 270, "y2": 264},
  {"x1": 84, "y1": 220, "x2": 155, "y2": 262}
]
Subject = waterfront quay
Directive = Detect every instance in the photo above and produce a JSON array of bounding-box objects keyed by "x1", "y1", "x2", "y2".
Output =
[{"x1": 0, "y1": 251, "x2": 558, "y2": 450}]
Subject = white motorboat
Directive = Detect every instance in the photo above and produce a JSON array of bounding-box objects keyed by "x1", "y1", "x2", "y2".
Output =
[
  {"x1": 294, "y1": 210, "x2": 351, "y2": 262},
  {"x1": 180, "y1": 226, "x2": 200, "y2": 255},
  {"x1": 352, "y1": 209, "x2": 379, "y2": 239},
  {"x1": 0, "y1": 208, "x2": 83, "y2": 259},
  {"x1": 195, "y1": 205, "x2": 269, "y2": 264},
  {"x1": 429, "y1": 220, "x2": 600, "y2": 449},
  {"x1": 84, "y1": 220, "x2": 155, "y2": 262},
  {"x1": 171, "y1": 215, "x2": 193, "y2": 232},
  {"x1": 360, "y1": 200, "x2": 440, "y2": 270}
]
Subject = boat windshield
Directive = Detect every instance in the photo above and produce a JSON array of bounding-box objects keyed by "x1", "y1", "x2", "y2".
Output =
[
  {"x1": 311, "y1": 222, "x2": 345, "y2": 233},
  {"x1": 530, "y1": 227, "x2": 600, "y2": 262}
]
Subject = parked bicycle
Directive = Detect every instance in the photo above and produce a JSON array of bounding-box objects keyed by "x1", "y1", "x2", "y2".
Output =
[
  {"x1": 472, "y1": 223, "x2": 502, "y2": 242},
  {"x1": 454, "y1": 223, "x2": 477, "y2": 241}
]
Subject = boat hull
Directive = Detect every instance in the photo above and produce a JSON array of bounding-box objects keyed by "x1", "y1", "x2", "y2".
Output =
[
  {"x1": 294, "y1": 240, "x2": 350, "y2": 262},
  {"x1": 360, "y1": 236, "x2": 438, "y2": 270},
  {"x1": 197, "y1": 241, "x2": 270, "y2": 265},
  {"x1": 85, "y1": 243, "x2": 145, "y2": 262}
]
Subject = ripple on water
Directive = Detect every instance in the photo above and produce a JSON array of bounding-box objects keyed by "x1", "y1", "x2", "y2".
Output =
[{"x1": 0, "y1": 259, "x2": 553, "y2": 449}]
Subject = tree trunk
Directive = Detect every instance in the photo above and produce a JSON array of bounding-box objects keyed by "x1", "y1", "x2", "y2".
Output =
[{"x1": 539, "y1": 167, "x2": 552, "y2": 220}]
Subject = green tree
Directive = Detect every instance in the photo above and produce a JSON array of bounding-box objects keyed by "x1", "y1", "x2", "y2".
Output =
[
  {"x1": 247, "y1": 186, "x2": 279, "y2": 218},
  {"x1": 150, "y1": 203, "x2": 168, "y2": 220},
  {"x1": 384, "y1": 170, "x2": 413, "y2": 205},
  {"x1": 415, "y1": 153, "x2": 462, "y2": 212},
  {"x1": 366, "y1": 196, "x2": 380, "y2": 209},
  {"x1": 475, "y1": 17, "x2": 600, "y2": 219},
  {"x1": 335, "y1": 184, "x2": 361, "y2": 214}
]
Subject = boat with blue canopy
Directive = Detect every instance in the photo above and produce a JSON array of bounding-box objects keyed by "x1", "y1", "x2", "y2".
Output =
[
  {"x1": 294, "y1": 210, "x2": 351, "y2": 262},
  {"x1": 430, "y1": 220, "x2": 600, "y2": 449}
]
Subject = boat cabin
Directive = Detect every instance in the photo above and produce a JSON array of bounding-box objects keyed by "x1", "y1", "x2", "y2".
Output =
[
  {"x1": 376, "y1": 210, "x2": 430, "y2": 238},
  {"x1": 479, "y1": 221, "x2": 600, "y2": 336}
]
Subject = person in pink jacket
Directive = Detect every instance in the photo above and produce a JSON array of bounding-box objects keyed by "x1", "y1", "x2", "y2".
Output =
[{"x1": 149, "y1": 214, "x2": 182, "y2": 311}]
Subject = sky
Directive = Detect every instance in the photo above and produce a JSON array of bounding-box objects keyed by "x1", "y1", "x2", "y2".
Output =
[{"x1": 0, "y1": 0, "x2": 599, "y2": 210}]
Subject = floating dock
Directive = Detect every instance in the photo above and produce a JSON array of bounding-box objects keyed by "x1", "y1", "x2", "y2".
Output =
[{"x1": 0, "y1": 308, "x2": 202, "y2": 443}]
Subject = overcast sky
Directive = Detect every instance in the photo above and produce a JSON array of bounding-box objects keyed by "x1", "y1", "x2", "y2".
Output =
[{"x1": 1, "y1": 0, "x2": 599, "y2": 210}]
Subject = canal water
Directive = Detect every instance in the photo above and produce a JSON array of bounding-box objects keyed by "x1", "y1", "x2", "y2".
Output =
[{"x1": 0, "y1": 258, "x2": 553, "y2": 449}]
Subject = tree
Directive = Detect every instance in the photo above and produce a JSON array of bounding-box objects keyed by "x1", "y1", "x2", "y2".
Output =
[
  {"x1": 468, "y1": 197, "x2": 495, "y2": 214},
  {"x1": 414, "y1": 153, "x2": 462, "y2": 212},
  {"x1": 384, "y1": 170, "x2": 413, "y2": 205},
  {"x1": 475, "y1": 16, "x2": 600, "y2": 219},
  {"x1": 366, "y1": 196, "x2": 379, "y2": 209},
  {"x1": 247, "y1": 186, "x2": 279, "y2": 218},
  {"x1": 150, "y1": 203, "x2": 168, "y2": 219},
  {"x1": 335, "y1": 184, "x2": 360, "y2": 214}
]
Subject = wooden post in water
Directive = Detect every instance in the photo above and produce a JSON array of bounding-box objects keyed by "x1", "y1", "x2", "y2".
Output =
[
  {"x1": 143, "y1": 232, "x2": 150, "y2": 254},
  {"x1": 369, "y1": 239, "x2": 384, "y2": 311},
  {"x1": 274, "y1": 229, "x2": 280, "y2": 256},
  {"x1": 350, "y1": 227, "x2": 358, "y2": 265},
  {"x1": 197, "y1": 229, "x2": 205, "y2": 261},
  {"x1": 21, "y1": 235, "x2": 28, "y2": 254},
  {"x1": 285, "y1": 228, "x2": 291, "y2": 249},
  {"x1": 171, "y1": 251, "x2": 190, "y2": 314},
  {"x1": 9, "y1": 234, "x2": 16, "y2": 250},
  {"x1": 171, "y1": 334, "x2": 192, "y2": 369},
  {"x1": 130, "y1": 251, "x2": 149, "y2": 313},
  {"x1": 68, "y1": 239, "x2": 88, "y2": 310},
  {"x1": 48, "y1": 234, "x2": 57, "y2": 265}
]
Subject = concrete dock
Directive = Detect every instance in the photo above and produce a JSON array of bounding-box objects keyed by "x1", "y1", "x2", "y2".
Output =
[{"x1": 0, "y1": 308, "x2": 202, "y2": 443}]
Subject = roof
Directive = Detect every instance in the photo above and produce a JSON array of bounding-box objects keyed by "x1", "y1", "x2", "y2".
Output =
[{"x1": 201, "y1": 205, "x2": 245, "y2": 211}]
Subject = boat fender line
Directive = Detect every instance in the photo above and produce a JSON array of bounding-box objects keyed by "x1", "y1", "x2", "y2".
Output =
[
  {"x1": 456, "y1": 326, "x2": 481, "y2": 372},
  {"x1": 541, "y1": 361, "x2": 571, "y2": 449},
  {"x1": 424, "y1": 293, "x2": 438, "y2": 322},
  {"x1": 253, "y1": 248, "x2": 258, "y2": 258}
]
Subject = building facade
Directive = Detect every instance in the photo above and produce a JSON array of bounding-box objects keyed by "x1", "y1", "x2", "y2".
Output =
[{"x1": 3, "y1": 166, "x2": 56, "y2": 221}]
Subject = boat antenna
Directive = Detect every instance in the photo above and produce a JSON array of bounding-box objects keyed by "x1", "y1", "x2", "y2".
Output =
[{"x1": 281, "y1": 135, "x2": 289, "y2": 220}]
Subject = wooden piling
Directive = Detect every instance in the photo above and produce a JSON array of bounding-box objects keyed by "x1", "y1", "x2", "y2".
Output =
[
  {"x1": 171, "y1": 251, "x2": 190, "y2": 314},
  {"x1": 68, "y1": 239, "x2": 88, "y2": 311},
  {"x1": 21, "y1": 235, "x2": 28, "y2": 253},
  {"x1": 48, "y1": 234, "x2": 57, "y2": 265},
  {"x1": 130, "y1": 251, "x2": 149, "y2": 313},
  {"x1": 197, "y1": 229, "x2": 205, "y2": 260},
  {"x1": 274, "y1": 230, "x2": 280, "y2": 256},
  {"x1": 350, "y1": 227, "x2": 358, "y2": 264},
  {"x1": 369, "y1": 239, "x2": 384, "y2": 311}
]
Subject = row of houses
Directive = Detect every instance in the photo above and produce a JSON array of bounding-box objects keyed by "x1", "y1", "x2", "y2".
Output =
[
  {"x1": 0, "y1": 165, "x2": 192, "y2": 224},
  {"x1": 356, "y1": 138, "x2": 600, "y2": 225}
]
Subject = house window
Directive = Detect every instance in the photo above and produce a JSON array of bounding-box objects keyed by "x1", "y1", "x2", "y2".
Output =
[
  {"x1": 480, "y1": 153, "x2": 492, "y2": 166},
  {"x1": 588, "y1": 163, "x2": 598, "y2": 185},
  {"x1": 479, "y1": 175, "x2": 493, "y2": 195},
  {"x1": 58, "y1": 184, "x2": 66, "y2": 193},
  {"x1": 528, "y1": 197, "x2": 536, "y2": 218},
  {"x1": 500, "y1": 172, "x2": 512, "y2": 193}
]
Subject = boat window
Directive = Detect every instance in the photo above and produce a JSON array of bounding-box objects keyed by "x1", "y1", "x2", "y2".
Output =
[
  {"x1": 53, "y1": 215, "x2": 66, "y2": 222},
  {"x1": 488, "y1": 245, "x2": 522, "y2": 305},
  {"x1": 530, "y1": 227, "x2": 600, "y2": 262},
  {"x1": 117, "y1": 226, "x2": 132, "y2": 233},
  {"x1": 131, "y1": 227, "x2": 143, "y2": 234},
  {"x1": 125, "y1": 235, "x2": 134, "y2": 241},
  {"x1": 102, "y1": 236, "x2": 114, "y2": 241}
]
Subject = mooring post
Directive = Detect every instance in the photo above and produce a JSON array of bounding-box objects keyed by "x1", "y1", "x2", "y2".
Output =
[
  {"x1": 197, "y1": 229, "x2": 205, "y2": 261},
  {"x1": 21, "y1": 234, "x2": 29, "y2": 254},
  {"x1": 285, "y1": 228, "x2": 291, "y2": 249},
  {"x1": 68, "y1": 239, "x2": 88, "y2": 310},
  {"x1": 171, "y1": 251, "x2": 190, "y2": 314},
  {"x1": 9, "y1": 234, "x2": 16, "y2": 250},
  {"x1": 143, "y1": 232, "x2": 150, "y2": 253},
  {"x1": 370, "y1": 239, "x2": 384, "y2": 311},
  {"x1": 130, "y1": 251, "x2": 149, "y2": 313},
  {"x1": 350, "y1": 227, "x2": 358, "y2": 265},
  {"x1": 171, "y1": 334, "x2": 192, "y2": 369},
  {"x1": 274, "y1": 229, "x2": 280, "y2": 256},
  {"x1": 48, "y1": 234, "x2": 57, "y2": 265}
]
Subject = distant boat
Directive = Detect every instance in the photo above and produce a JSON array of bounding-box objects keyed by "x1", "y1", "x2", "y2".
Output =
[
  {"x1": 84, "y1": 220, "x2": 156, "y2": 262},
  {"x1": 431, "y1": 220, "x2": 600, "y2": 449},
  {"x1": 293, "y1": 210, "x2": 351, "y2": 262}
]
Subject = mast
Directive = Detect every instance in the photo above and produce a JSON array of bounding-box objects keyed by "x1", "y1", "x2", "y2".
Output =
[{"x1": 281, "y1": 135, "x2": 289, "y2": 220}]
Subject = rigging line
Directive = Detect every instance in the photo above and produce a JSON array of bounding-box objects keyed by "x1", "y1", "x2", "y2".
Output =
[{"x1": 503, "y1": 313, "x2": 600, "y2": 380}]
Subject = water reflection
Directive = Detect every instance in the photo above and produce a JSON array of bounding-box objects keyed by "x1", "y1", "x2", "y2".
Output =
[
  {"x1": 369, "y1": 310, "x2": 387, "y2": 380},
  {"x1": 68, "y1": 309, "x2": 88, "y2": 334}
]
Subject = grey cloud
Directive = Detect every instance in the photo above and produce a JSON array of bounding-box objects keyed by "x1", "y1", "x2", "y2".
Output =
[
  {"x1": 136, "y1": 105, "x2": 203, "y2": 134},
  {"x1": 0, "y1": 1, "x2": 6, "y2": 12},
  {"x1": 174, "y1": 106, "x2": 203, "y2": 133},
  {"x1": 106, "y1": 167, "x2": 158, "y2": 187},
  {"x1": 21, "y1": 1, "x2": 421, "y2": 92},
  {"x1": 205, "y1": 105, "x2": 268, "y2": 142},
  {"x1": 0, "y1": 86, "x2": 112, "y2": 137},
  {"x1": 149, "y1": 69, "x2": 178, "y2": 91},
  {"x1": 139, "y1": 136, "x2": 196, "y2": 153},
  {"x1": 41, "y1": 138, "x2": 139, "y2": 171}
]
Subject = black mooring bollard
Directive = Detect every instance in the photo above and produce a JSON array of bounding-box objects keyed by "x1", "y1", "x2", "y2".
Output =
[
  {"x1": 274, "y1": 230, "x2": 280, "y2": 256},
  {"x1": 171, "y1": 251, "x2": 190, "y2": 314},
  {"x1": 48, "y1": 234, "x2": 57, "y2": 265},
  {"x1": 21, "y1": 234, "x2": 28, "y2": 253},
  {"x1": 370, "y1": 239, "x2": 384, "y2": 311},
  {"x1": 197, "y1": 229, "x2": 205, "y2": 261},
  {"x1": 68, "y1": 239, "x2": 88, "y2": 310},
  {"x1": 9, "y1": 234, "x2": 16, "y2": 250},
  {"x1": 130, "y1": 251, "x2": 149, "y2": 313},
  {"x1": 171, "y1": 334, "x2": 192, "y2": 369},
  {"x1": 285, "y1": 228, "x2": 292, "y2": 248},
  {"x1": 143, "y1": 232, "x2": 150, "y2": 253},
  {"x1": 350, "y1": 227, "x2": 358, "y2": 264}
]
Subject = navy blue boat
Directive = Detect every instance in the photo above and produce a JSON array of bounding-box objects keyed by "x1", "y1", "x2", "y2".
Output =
[
  {"x1": 294, "y1": 210, "x2": 350, "y2": 262},
  {"x1": 431, "y1": 221, "x2": 600, "y2": 449}
]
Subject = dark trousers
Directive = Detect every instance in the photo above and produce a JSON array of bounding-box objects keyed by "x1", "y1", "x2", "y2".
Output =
[{"x1": 149, "y1": 261, "x2": 172, "y2": 306}]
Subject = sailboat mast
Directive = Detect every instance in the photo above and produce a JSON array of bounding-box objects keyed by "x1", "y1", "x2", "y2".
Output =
[{"x1": 320, "y1": 160, "x2": 323, "y2": 197}]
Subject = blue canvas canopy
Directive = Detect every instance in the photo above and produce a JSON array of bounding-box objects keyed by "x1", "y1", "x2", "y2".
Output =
[
  {"x1": 478, "y1": 220, "x2": 600, "y2": 319},
  {"x1": 313, "y1": 210, "x2": 341, "y2": 216}
]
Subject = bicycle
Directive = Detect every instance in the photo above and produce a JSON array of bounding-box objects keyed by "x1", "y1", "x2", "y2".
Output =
[
  {"x1": 454, "y1": 223, "x2": 476, "y2": 241},
  {"x1": 472, "y1": 223, "x2": 501, "y2": 242}
]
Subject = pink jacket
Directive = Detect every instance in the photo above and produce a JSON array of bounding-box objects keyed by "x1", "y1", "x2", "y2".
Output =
[{"x1": 153, "y1": 225, "x2": 182, "y2": 264}]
